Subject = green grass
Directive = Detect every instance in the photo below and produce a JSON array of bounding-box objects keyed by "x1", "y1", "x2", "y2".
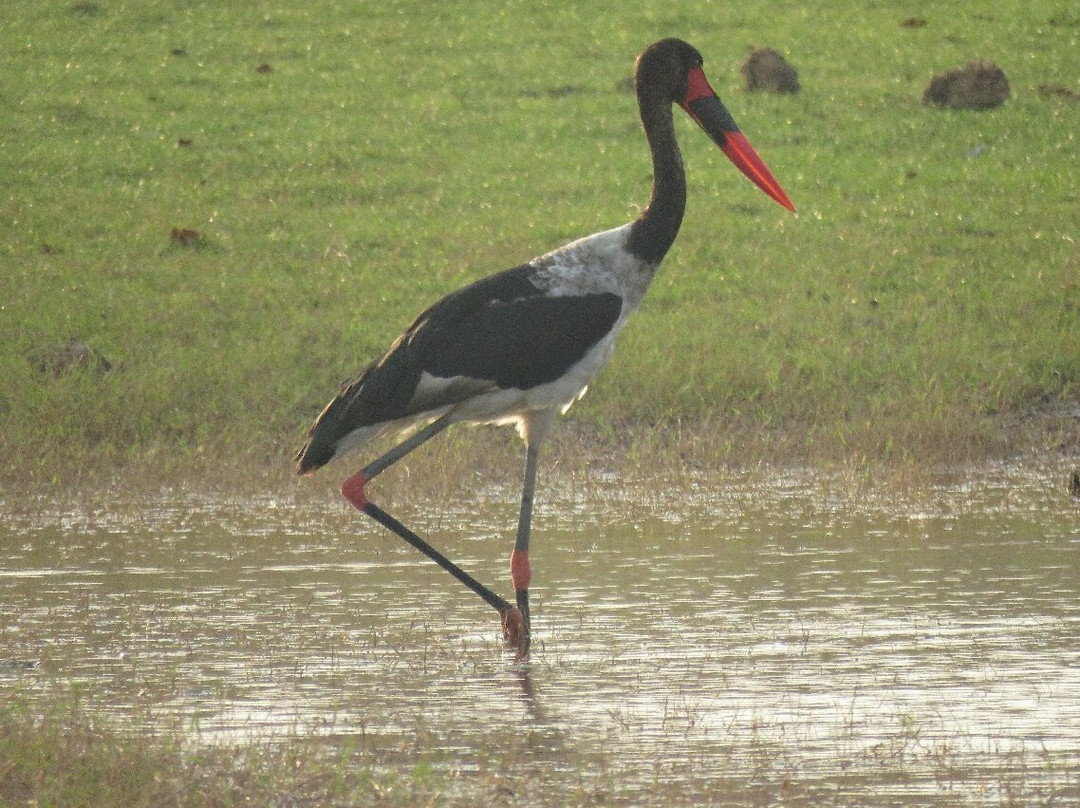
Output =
[{"x1": 2, "y1": 0, "x2": 1078, "y2": 484}]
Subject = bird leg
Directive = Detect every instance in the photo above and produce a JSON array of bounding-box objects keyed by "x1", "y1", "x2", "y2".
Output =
[
  {"x1": 339, "y1": 413, "x2": 527, "y2": 651},
  {"x1": 362, "y1": 413, "x2": 456, "y2": 481},
  {"x1": 508, "y1": 442, "x2": 540, "y2": 660},
  {"x1": 340, "y1": 413, "x2": 456, "y2": 510},
  {"x1": 356, "y1": 500, "x2": 518, "y2": 618}
]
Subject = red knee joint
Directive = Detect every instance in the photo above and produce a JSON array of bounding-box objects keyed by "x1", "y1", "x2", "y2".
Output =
[
  {"x1": 341, "y1": 472, "x2": 369, "y2": 510},
  {"x1": 510, "y1": 549, "x2": 531, "y2": 591}
]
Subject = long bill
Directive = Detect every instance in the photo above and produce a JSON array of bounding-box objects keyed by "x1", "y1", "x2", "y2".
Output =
[{"x1": 679, "y1": 67, "x2": 796, "y2": 213}]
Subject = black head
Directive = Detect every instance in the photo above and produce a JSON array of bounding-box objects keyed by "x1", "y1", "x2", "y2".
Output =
[
  {"x1": 634, "y1": 38, "x2": 796, "y2": 212},
  {"x1": 634, "y1": 38, "x2": 704, "y2": 103}
]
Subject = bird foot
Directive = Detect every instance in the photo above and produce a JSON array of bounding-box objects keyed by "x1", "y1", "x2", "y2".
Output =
[{"x1": 500, "y1": 606, "x2": 530, "y2": 662}]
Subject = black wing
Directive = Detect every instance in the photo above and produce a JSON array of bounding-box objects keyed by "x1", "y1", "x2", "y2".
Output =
[{"x1": 296, "y1": 264, "x2": 622, "y2": 473}]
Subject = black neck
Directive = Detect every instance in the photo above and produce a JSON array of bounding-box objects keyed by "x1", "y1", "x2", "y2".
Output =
[{"x1": 625, "y1": 92, "x2": 687, "y2": 265}]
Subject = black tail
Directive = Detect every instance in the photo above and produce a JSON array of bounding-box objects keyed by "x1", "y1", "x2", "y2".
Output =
[
  {"x1": 295, "y1": 357, "x2": 415, "y2": 475},
  {"x1": 295, "y1": 394, "x2": 348, "y2": 475},
  {"x1": 295, "y1": 316, "x2": 435, "y2": 475},
  {"x1": 295, "y1": 370, "x2": 371, "y2": 475}
]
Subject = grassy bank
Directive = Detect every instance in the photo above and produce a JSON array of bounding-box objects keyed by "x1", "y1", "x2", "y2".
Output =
[{"x1": 2, "y1": 0, "x2": 1078, "y2": 486}]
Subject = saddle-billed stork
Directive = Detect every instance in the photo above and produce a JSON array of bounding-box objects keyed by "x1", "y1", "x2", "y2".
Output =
[{"x1": 296, "y1": 38, "x2": 795, "y2": 659}]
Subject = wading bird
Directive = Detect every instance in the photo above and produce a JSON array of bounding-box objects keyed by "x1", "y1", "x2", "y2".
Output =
[{"x1": 296, "y1": 38, "x2": 795, "y2": 659}]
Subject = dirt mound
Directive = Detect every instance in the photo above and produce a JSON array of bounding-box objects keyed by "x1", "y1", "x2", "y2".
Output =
[
  {"x1": 741, "y1": 47, "x2": 800, "y2": 94},
  {"x1": 923, "y1": 60, "x2": 1009, "y2": 109}
]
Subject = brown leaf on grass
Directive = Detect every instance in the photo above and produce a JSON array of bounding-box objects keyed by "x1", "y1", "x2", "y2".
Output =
[{"x1": 1038, "y1": 83, "x2": 1080, "y2": 101}]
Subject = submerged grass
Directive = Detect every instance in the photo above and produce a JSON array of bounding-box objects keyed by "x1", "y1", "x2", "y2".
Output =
[
  {"x1": 0, "y1": 692, "x2": 454, "y2": 807},
  {"x1": 2, "y1": 0, "x2": 1078, "y2": 486},
  {"x1": 4, "y1": 684, "x2": 1076, "y2": 807}
]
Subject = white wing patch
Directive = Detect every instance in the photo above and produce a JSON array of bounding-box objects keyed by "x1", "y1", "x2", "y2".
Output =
[
  {"x1": 531, "y1": 223, "x2": 656, "y2": 314},
  {"x1": 405, "y1": 372, "x2": 497, "y2": 415}
]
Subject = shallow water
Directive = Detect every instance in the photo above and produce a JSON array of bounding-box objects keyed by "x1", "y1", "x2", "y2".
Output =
[{"x1": 2, "y1": 464, "x2": 1079, "y2": 804}]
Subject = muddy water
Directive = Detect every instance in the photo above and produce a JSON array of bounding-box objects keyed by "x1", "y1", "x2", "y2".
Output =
[{"x1": 2, "y1": 464, "x2": 1079, "y2": 804}]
